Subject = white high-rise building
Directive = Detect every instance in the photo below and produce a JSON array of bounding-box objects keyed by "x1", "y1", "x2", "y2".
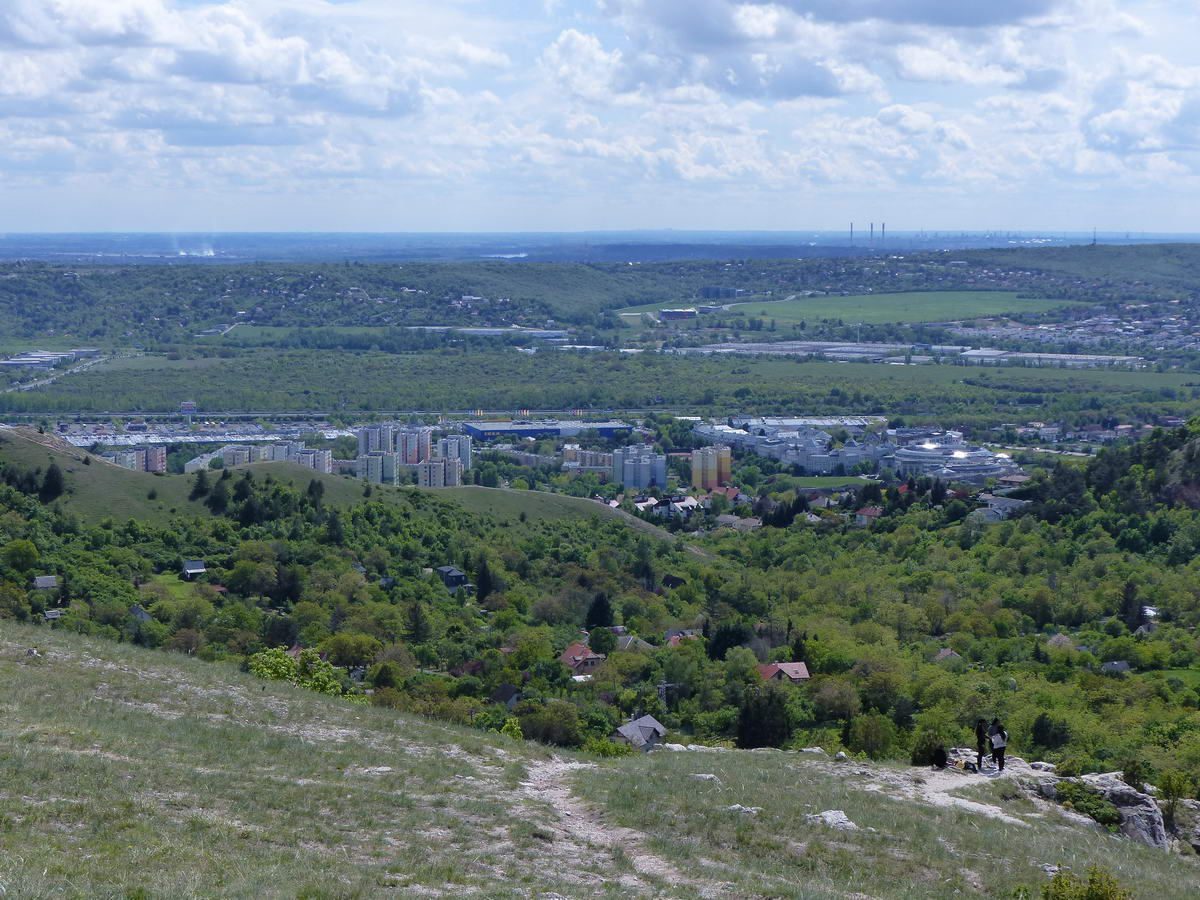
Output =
[
  {"x1": 417, "y1": 457, "x2": 463, "y2": 488},
  {"x1": 437, "y1": 435, "x2": 473, "y2": 470},
  {"x1": 611, "y1": 445, "x2": 667, "y2": 490}
]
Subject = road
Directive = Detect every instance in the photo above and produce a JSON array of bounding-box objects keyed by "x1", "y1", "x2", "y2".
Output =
[{"x1": 2, "y1": 356, "x2": 110, "y2": 393}]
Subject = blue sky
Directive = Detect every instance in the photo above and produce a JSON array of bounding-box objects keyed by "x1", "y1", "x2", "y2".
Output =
[{"x1": 1, "y1": 0, "x2": 1198, "y2": 231}]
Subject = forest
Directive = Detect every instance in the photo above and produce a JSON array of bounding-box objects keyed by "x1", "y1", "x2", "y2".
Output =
[
  {"x1": 1, "y1": 242, "x2": 1198, "y2": 344},
  {"x1": 2, "y1": 419, "x2": 1200, "y2": 796},
  {"x1": 5, "y1": 349, "x2": 1197, "y2": 431}
]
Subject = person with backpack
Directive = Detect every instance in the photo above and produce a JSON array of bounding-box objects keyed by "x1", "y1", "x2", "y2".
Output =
[
  {"x1": 990, "y1": 720, "x2": 1008, "y2": 772},
  {"x1": 975, "y1": 718, "x2": 988, "y2": 771}
]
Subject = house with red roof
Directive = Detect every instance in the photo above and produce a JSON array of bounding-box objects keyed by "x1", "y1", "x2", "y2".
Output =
[
  {"x1": 755, "y1": 662, "x2": 811, "y2": 683},
  {"x1": 855, "y1": 506, "x2": 883, "y2": 527},
  {"x1": 559, "y1": 641, "x2": 606, "y2": 676}
]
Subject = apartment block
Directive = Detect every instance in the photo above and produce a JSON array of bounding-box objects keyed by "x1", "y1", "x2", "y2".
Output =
[
  {"x1": 691, "y1": 445, "x2": 731, "y2": 491},
  {"x1": 417, "y1": 457, "x2": 464, "y2": 488},
  {"x1": 611, "y1": 444, "x2": 667, "y2": 490},
  {"x1": 357, "y1": 451, "x2": 401, "y2": 484},
  {"x1": 436, "y1": 435, "x2": 473, "y2": 470},
  {"x1": 398, "y1": 428, "x2": 434, "y2": 464},
  {"x1": 296, "y1": 448, "x2": 333, "y2": 474}
]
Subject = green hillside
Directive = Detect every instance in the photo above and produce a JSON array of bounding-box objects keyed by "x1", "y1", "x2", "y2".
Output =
[
  {"x1": 0, "y1": 428, "x2": 206, "y2": 524},
  {"x1": 1, "y1": 622, "x2": 1193, "y2": 899}
]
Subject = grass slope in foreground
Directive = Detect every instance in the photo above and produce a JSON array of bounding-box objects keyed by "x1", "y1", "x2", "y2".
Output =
[{"x1": 2, "y1": 623, "x2": 1195, "y2": 899}]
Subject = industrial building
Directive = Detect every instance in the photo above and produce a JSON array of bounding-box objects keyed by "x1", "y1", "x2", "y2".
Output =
[{"x1": 462, "y1": 420, "x2": 632, "y2": 440}]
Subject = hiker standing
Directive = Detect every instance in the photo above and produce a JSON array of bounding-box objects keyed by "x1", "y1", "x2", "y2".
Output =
[
  {"x1": 990, "y1": 721, "x2": 1008, "y2": 772},
  {"x1": 974, "y1": 718, "x2": 988, "y2": 770}
]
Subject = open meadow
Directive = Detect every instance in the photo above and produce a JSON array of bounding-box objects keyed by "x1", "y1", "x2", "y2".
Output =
[{"x1": 617, "y1": 291, "x2": 1082, "y2": 324}]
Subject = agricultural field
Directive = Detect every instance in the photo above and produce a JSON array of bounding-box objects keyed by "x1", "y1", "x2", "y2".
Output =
[{"x1": 617, "y1": 291, "x2": 1081, "y2": 324}]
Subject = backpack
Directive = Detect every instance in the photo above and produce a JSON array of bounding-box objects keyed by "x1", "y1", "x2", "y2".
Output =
[{"x1": 991, "y1": 731, "x2": 1007, "y2": 749}]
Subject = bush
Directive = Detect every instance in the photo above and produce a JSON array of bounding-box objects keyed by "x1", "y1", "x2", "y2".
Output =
[
  {"x1": 499, "y1": 717, "x2": 524, "y2": 741},
  {"x1": 582, "y1": 737, "x2": 632, "y2": 757},
  {"x1": 910, "y1": 728, "x2": 946, "y2": 766},
  {"x1": 1055, "y1": 781, "x2": 1120, "y2": 828},
  {"x1": 1120, "y1": 757, "x2": 1152, "y2": 790},
  {"x1": 1041, "y1": 865, "x2": 1130, "y2": 900}
]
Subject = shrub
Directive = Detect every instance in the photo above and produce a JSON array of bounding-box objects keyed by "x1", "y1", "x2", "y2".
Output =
[
  {"x1": 1055, "y1": 781, "x2": 1120, "y2": 828},
  {"x1": 499, "y1": 717, "x2": 524, "y2": 741},
  {"x1": 1120, "y1": 757, "x2": 1152, "y2": 790},
  {"x1": 910, "y1": 728, "x2": 946, "y2": 766},
  {"x1": 1041, "y1": 865, "x2": 1130, "y2": 900},
  {"x1": 1158, "y1": 769, "x2": 1192, "y2": 829},
  {"x1": 582, "y1": 737, "x2": 632, "y2": 757}
]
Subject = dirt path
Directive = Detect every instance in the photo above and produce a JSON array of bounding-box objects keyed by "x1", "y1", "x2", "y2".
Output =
[
  {"x1": 845, "y1": 758, "x2": 1028, "y2": 827},
  {"x1": 518, "y1": 757, "x2": 731, "y2": 898}
]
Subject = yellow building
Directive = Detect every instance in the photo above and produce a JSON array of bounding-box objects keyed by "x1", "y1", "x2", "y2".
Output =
[{"x1": 691, "y1": 445, "x2": 731, "y2": 491}]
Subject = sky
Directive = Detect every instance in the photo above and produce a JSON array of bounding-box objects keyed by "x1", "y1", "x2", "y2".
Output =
[{"x1": 1, "y1": 0, "x2": 1199, "y2": 232}]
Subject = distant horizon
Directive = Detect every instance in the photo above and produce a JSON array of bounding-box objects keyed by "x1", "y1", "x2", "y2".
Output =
[{"x1": 3, "y1": 229, "x2": 1199, "y2": 238}]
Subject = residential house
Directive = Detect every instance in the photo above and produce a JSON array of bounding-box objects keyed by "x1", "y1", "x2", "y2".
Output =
[
  {"x1": 855, "y1": 506, "x2": 884, "y2": 527},
  {"x1": 43, "y1": 609, "x2": 64, "y2": 621},
  {"x1": 615, "y1": 634, "x2": 655, "y2": 653},
  {"x1": 435, "y1": 566, "x2": 470, "y2": 590},
  {"x1": 32, "y1": 575, "x2": 58, "y2": 590},
  {"x1": 613, "y1": 715, "x2": 667, "y2": 751},
  {"x1": 665, "y1": 628, "x2": 702, "y2": 647},
  {"x1": 755, "y1": 662, "x2": 811, "y2": 683},
  {"x1": 1101, "y1": 660, "x2": 1131, "y2": 675},
  {"x1": 559, "y1": 641, "x2": 606, "y2": 676},
  {"x1": 934, "y1": 648, "x2": 963, "y2": 663},
  {"x1": 130, "y1": 604, "x2": 153, "y2": 623},
  {"x1": 181, "y1": 560, "x2": 206, "y2": 581}
]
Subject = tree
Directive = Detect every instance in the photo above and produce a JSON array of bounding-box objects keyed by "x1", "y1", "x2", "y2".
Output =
[
  {"x1": 736, "y1": 685, "x2": 793, "y2": 749},
  {"x1": 39, "y1": 462, "x2": 64, "y2": 503},
  {"x1": 321, "y1": 632, "x2": 383, "y2": 668},
  {"x1": 1158, "y1": 770, "x2": 1191, "y2": 830},
  {"x1": 475, "y1": 552, "x2": 495, "y2": 601},
  {"x1": 406, "y1": 602, "x2": 431, "y2": 643},
  {"x1": 1031, "y1": 712, "x2": 1072, "y2": 750},
  {"x1": 2, "y1": 539, "x2": 39, "y2": 573},
  {"x1": 204, "y1": 477, "x2": 228, "y2": 514},
  {"x1": 589, "y1": 627, "x2": 617, "y2": 655},
  {"x1": 847, "y1": 712, "x2": 897, "y2": 759},
  {"x1": 585, "y1": 593, "x2": 614, "y2": 629},
  {"x1": 189, "y1": 469, "x2": 210, "y2": 500}
]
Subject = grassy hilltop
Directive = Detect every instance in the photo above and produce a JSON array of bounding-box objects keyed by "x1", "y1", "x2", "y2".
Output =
[{"x1": 1, "y1": 622, "x2": 1194, "y2": 900}]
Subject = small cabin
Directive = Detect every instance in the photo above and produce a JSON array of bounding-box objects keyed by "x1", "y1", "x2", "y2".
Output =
[{"x1": 181, "y1": 560, "x2": 207, "y2": 581}]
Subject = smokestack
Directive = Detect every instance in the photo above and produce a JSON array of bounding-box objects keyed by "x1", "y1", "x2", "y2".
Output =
[
  {"x1": 870, "y1": 222, "x2": 874, "y2": 242},
  {"x1": 850, "y1": 223, "x2": 854, "y2": 246},
  {"x1": 882, "y1": 223, "x2": 886, "y2": 244}
]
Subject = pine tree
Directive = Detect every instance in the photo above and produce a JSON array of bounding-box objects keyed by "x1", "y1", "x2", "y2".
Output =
[
  {"x1": 585, "y1": 593, "x2": 614, "y2": 629},
  {"x1": 189, "y1": 469, "x2": 210, "y2": 500},
  {"x1": 38, "y1": 463, "x2": 64, "y2": 503}
]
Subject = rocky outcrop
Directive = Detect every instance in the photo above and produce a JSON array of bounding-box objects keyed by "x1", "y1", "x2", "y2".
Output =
[
  {"x1": 806, "y1": 809, "x2": 859, "y2": 831},
  {"x1": 1079, "y1": 773, "x2": 1168, "y2": 850}
]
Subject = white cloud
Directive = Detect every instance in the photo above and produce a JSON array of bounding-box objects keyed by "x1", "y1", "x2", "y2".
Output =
[{"x1": 0, "y1": 0, "x2": 1197, "y2": 228}]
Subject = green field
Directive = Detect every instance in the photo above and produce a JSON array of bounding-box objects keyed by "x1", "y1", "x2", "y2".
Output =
[
  {"x1": 440, "y1": 485, "x2": 673, "y2": 538},
  {"x1": 618, "y1": 291, "x2": 1080, "y2": 324},
  {"x1": 790, "y1": 476, "x2": 875, "y2": 489}
]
